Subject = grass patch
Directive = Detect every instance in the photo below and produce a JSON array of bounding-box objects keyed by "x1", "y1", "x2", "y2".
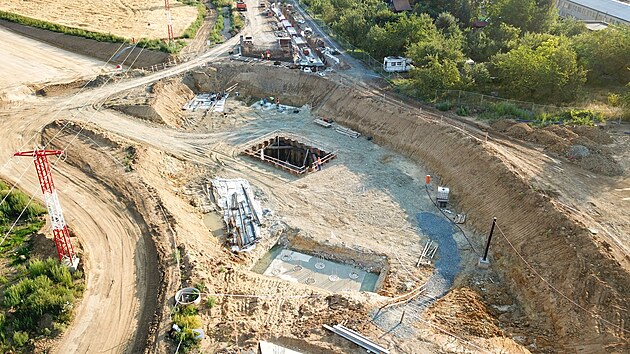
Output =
[
  {"x1": 182, "y1": 2, "x2": 208, "y2": 39},
  {"x1": 0, "y1": 258, "x2": 84, "y2": 352},
  {"x1": 478, "y1": 102, "x2": 534, "y2": 121},
  {"x1": 0, "y1": 181, "x2": 84, "y2": 352},
  {"x1": 208, "y1": 11, "x2": 225, "y2": 44},
  {"x1": 0, "y1": 181, "x2": 47, "y2": 262}
]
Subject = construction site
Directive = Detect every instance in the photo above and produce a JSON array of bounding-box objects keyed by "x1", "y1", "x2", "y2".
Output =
[{"x1": 0, "y1": 0, "x2": 629, "y2": 353}]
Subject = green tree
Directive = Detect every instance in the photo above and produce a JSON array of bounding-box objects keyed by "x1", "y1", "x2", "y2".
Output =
[
  {"x1": 573, "y1": 26, "x2": 630, "y2": 84},
  {"x1": 406, "y1": 34, "x2": 465, "y2": 66},
  {"x1": 464, "y1": 29, "x2": 498, "y2": 62},
  {"x1": 488, "y1": 0, "x2": 555, "y2": 33},
  {"x1": 365, "y1": 13, "x2": 436, "y2": 59},
  {"x1": 491, "y1": 36, "x2": 586, "y2": 102},
  {"x1": 334, "y1": 9, "x2": 370, "y2": 45},
  {"x1": 552, "y1": 17, "x2": 587, "y2": 37},
  {"x1": 409, "y1": 56, "x2": 462, "y2": 97},
  {"x1": 461, "y1": 62, "x2": 491, "y2": 90}
]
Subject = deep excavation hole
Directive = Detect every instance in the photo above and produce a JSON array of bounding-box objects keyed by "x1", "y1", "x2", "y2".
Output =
[{"x1": 242, "y1": 136, "x2": 336, "y2": 175}]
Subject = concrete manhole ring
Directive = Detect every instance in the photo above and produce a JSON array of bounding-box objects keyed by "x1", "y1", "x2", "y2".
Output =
[
  {"x1": 328, "y1": 274, "x2": 340, "y2": 282},
  {"x1": 271, "y1": 268, "x2": 281, "y2": 276},
  {"x1": 292, "y1": 265, "x2": 303, "y2": 272},
  {"x1": 305, "y1": 277, "x2": 316, "y2": 285},
  {"x1": 349, "y1": 271, "x2": 359, "y2": 279},
  {"x1": 315, "y1": 262, "x2": 325, "y2": 270},
  {"x1": 281, "y1": 254, "x2": 293, "y2": 262}
]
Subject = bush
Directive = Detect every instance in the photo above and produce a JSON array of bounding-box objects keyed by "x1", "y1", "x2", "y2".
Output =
[
  {"x1": 205, "y1": 296, "x2": 216, "y2": 309},
  {"x1": 12, "y1": 331, "x2": 28, "y2": 347},
  {"x1": 172, "y1": 305, "x2": 202, "y2": 352},
  {"x1": 435, "y1": 101, "x2": 452, "y2": 111},
  {"x1": 231, "y1": 11, "x2": 244, "y2": 33},
  {"x1": 456, "y1": 106, "x2": 470, "y2": 116},
  {"x1": 547, "y1": 109, "x2": 603, "y2": 126}
]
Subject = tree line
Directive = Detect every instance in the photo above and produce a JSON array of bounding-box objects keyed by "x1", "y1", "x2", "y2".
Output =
[{"x1": 303, "y1": 0, "x2": 630, "y2": 106}]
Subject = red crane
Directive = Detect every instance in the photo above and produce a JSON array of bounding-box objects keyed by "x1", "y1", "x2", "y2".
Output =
[
  {"x1": 164, "y1": 0, "x2": 174, "y2": 42},
  {"x1": 15, "y1": 149, "x2": 79, "y2": 270}
]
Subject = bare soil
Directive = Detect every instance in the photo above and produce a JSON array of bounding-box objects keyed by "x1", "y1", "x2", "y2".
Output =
[
  {"x1": 0, "y1": 0, "x2": 198, "y2": 39},
  {"x1": 1, "y1": 27, "x2": 628, "y2": 353}
]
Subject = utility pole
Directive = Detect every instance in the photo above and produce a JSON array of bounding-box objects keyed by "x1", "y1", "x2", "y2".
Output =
[
  {"x1": 15, "y1": 149, "x2": 79, "y2": 270},
  {"x1": 477, "y1": 217, "x2": 496, "y2": 269}
]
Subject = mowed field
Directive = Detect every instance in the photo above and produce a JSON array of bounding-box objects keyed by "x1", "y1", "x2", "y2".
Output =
[{"x1": 0, "y1": 0, "x2": 198, "y2": 39}]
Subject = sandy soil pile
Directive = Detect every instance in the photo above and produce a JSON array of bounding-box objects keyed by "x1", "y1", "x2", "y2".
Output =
[
  {"x1": 0, "y1": 0, "x2": 198, "y2": 39},
  {"x1": 492, "y1": 120, "x2": 624, "y2": 176},
  {"x1": 425, "y1": 287, "x2": 502, "y2": 338}
]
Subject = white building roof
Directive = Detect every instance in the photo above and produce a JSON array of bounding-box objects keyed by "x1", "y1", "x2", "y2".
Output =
[{"x1": 569, "y1": 0, "x2": 630, "y2": 22}]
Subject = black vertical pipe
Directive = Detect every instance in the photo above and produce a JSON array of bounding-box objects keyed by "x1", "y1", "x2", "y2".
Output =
[{"x1": 483, "y1": 217, "x2": 497, "y2": 261}]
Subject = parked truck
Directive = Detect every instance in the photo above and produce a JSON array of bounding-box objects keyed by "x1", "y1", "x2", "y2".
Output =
[{"x1": 236, "y1": 0, "x2": 247, "y2": 11}]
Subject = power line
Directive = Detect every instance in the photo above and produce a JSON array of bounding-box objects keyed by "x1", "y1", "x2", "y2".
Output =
[
  {"x1": 0, "y1": 41, "x2": 141, "y2": 211},
  {"x1": 494, "y1": 222, "x2": 629, "y2": 335},
  {"x1": 0, "y1": 39, "x2": 130, "y2": 176},
  {"x1": 0, "y1": 41, "x2": 149, "y2": 250}
]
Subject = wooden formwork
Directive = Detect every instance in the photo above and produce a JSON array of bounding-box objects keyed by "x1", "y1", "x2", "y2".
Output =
[{"x1": 242, "y1": 136, "x2": 336, "y2": 175}]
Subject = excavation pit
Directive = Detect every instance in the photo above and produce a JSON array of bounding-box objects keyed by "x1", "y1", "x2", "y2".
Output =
[
  {"x1": 252, "y1": 245, "x2": 380, "y2": 292},
  {"x1": 242, "y1": 136, "x2": 336, "y2": 175}
]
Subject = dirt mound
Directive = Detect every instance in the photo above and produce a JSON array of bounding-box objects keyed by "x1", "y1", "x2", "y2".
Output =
[
  {"x1": 577, "y1": 154, "x2": 624, "y2": 176},
  {"x1": 528, "y1": 129, "x2": 564, "y2": 146},
  {"x1": 107, "y1": 77, "x2": 194, "y2": 127},
  {"x1": 491, "y1": 119, "x2": 517, "y2": 132},
  {"x1": 426, "y1": 287, "x2": 503, "y2": 338},
  {"x1": 31, "y1": 79, "x2": 87, "y2": 97},
  {"x1": 505, "y1": 123, "x2": 533, "y2": 139},
  {"x1": 570, "y1": 126, "x2": 613, "y2": 145},
  {"x1": 544, "y1": 125, "x2": 578, "y2": 140}
]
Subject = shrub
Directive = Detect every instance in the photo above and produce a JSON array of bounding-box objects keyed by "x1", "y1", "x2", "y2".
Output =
[
  {"x1": 3, "y1": 258, "x2": 78, "y2": 333},
  {"x1": 456, "y1": 106, "x2": 470, "y2": 116},
  {"x1": 12, "y1": 331, "x2": 29, "y2": 347},
  {"x1": 435, "y1": 101, "x2": 452, "y2": 111},
  {"x1": 205, "y1": 296, "x2": 217, "y2": 309}
]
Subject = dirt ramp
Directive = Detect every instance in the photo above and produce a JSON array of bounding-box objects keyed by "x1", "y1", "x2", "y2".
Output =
[{"x1": 107, "y1": 77, "x2": 194, "y2": 127}]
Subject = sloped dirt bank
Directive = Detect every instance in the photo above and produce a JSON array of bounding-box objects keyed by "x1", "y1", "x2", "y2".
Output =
[
  {"x1": 189, "y1": 63, "x2": 630, "y2": 352},
  {"x1": 106, "y1": 78, "x2": 195, "y2": 127},
  {"x1": 0, "y1": 20, "x2": 171, "y2": 68},
  {"x1": 40, "y1": 120, "x2": 176, "y2": 353}
]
